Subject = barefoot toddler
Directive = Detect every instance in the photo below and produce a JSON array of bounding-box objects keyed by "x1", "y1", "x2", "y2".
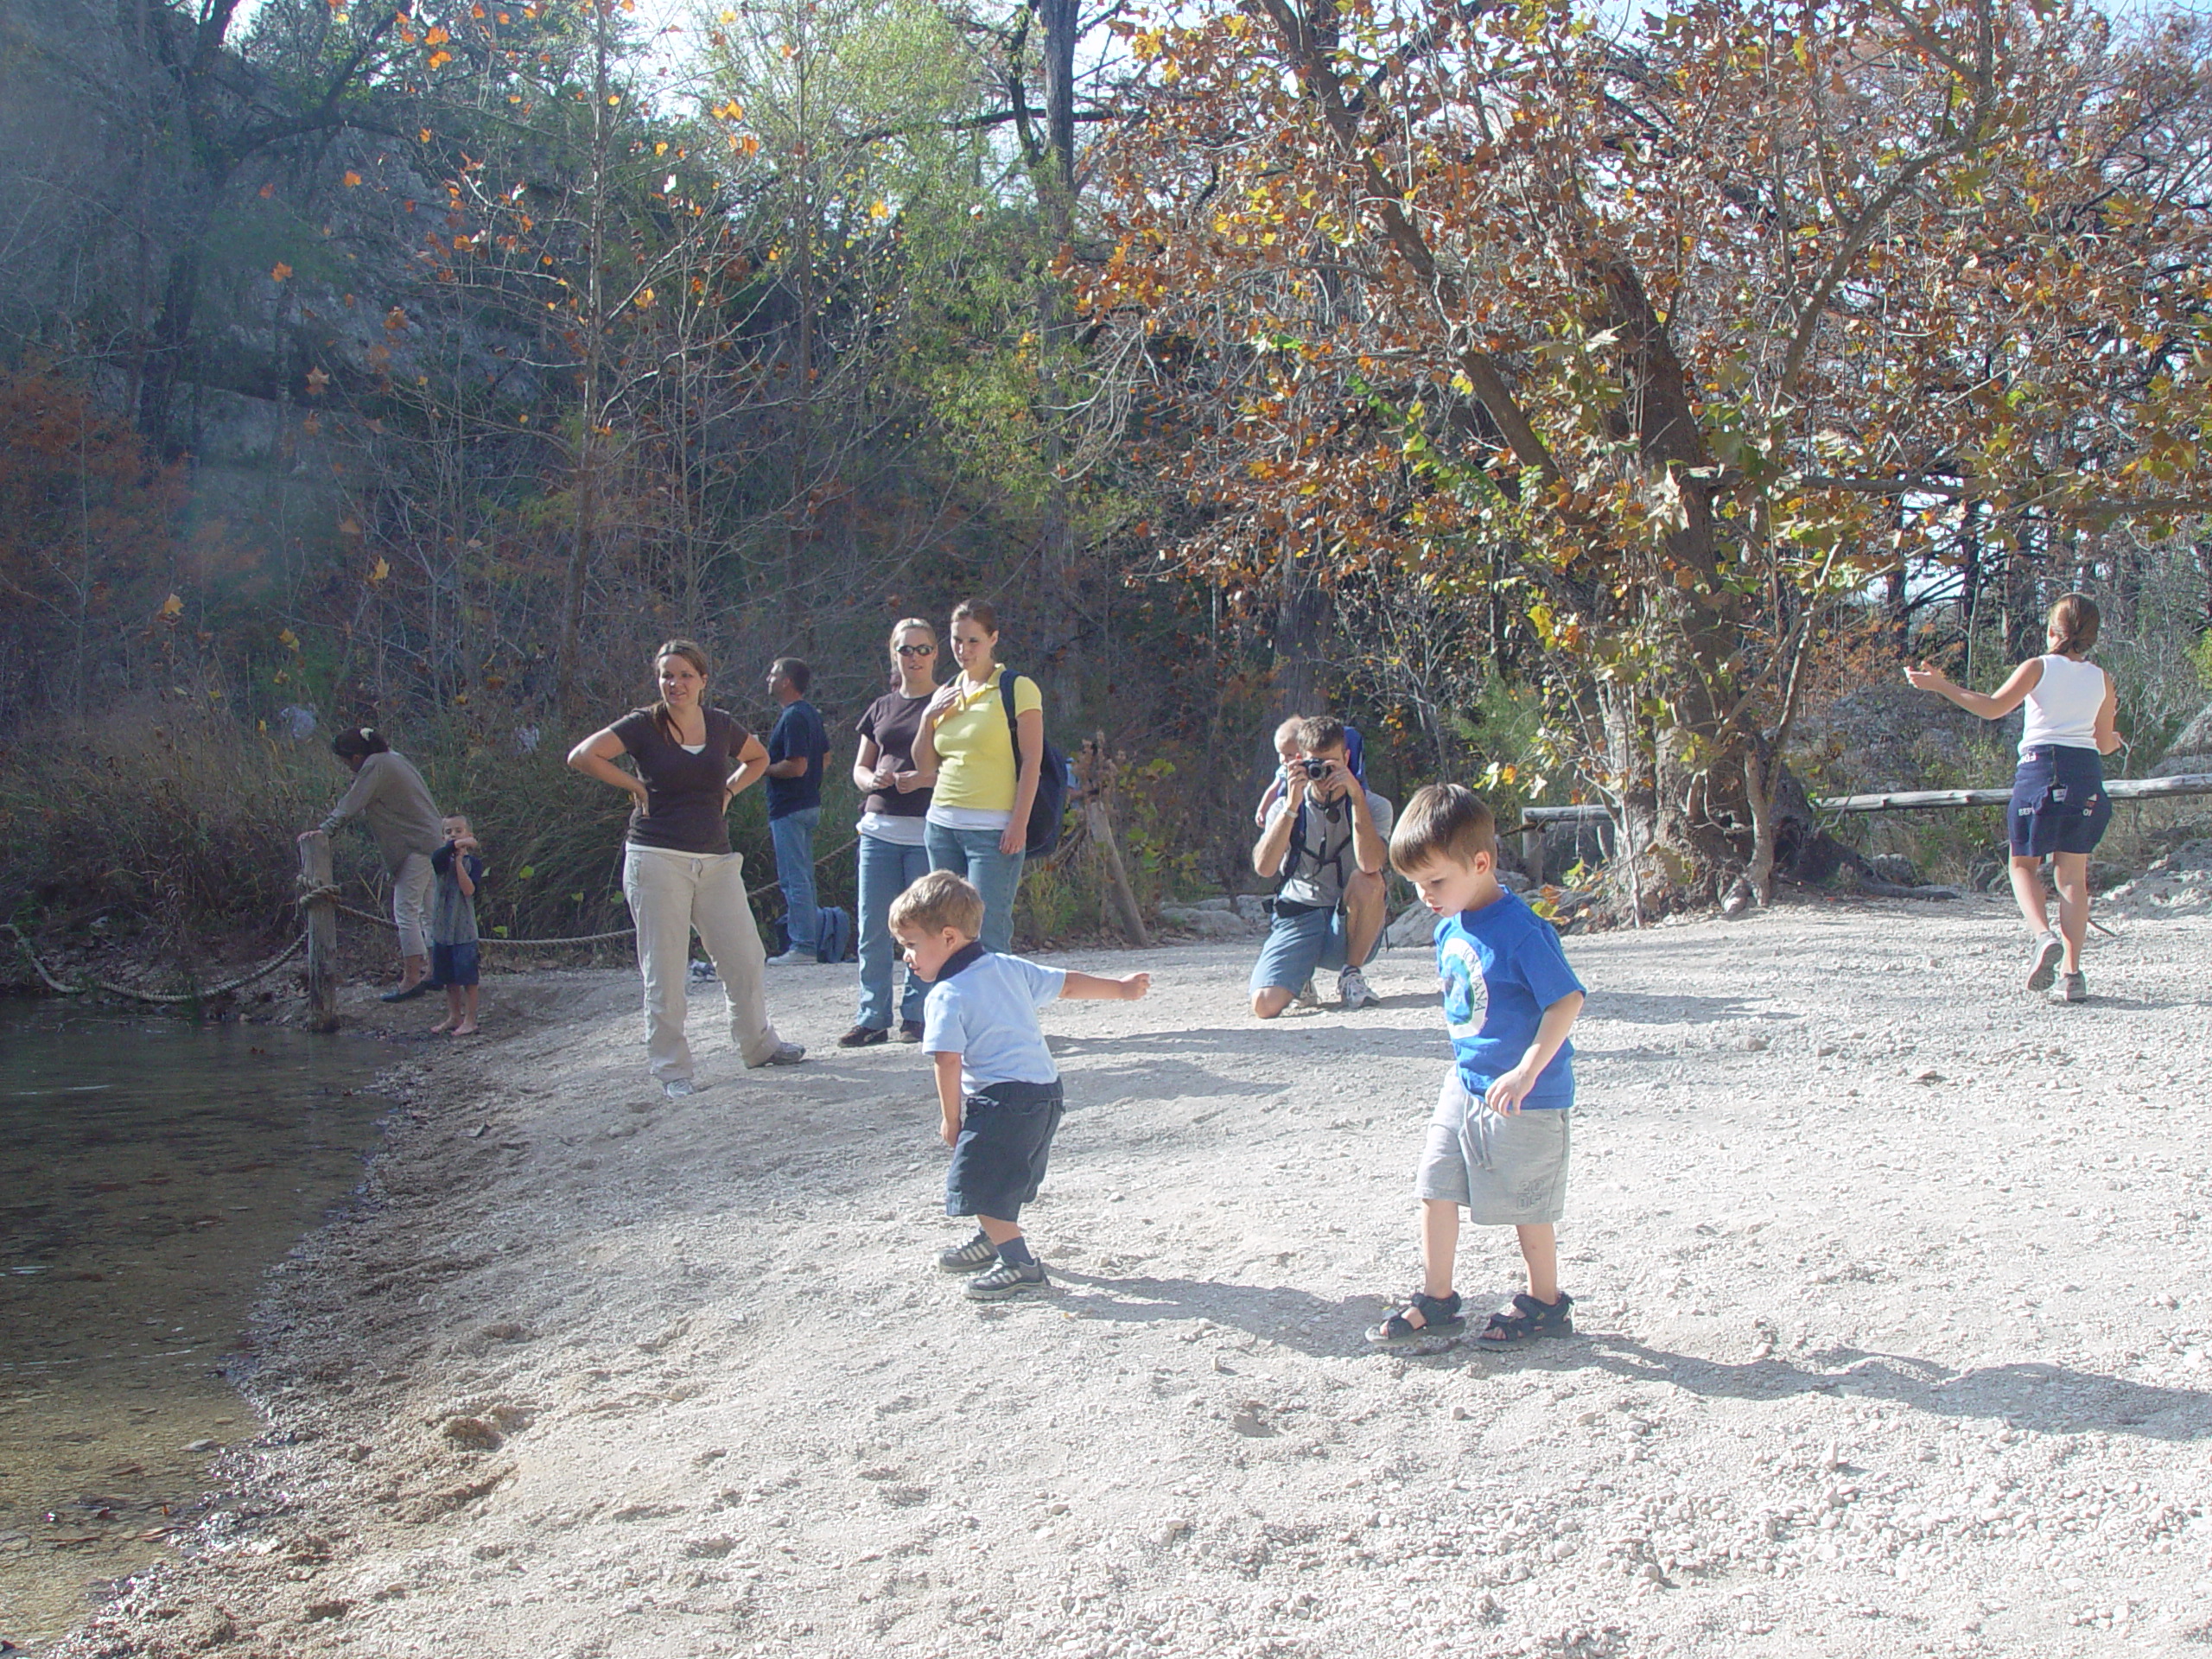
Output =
[
  {"x1": 1370, "y1": 784, "x2": 1586, "y2": 1346},
  {"x1": 889, "y1": 870, "x2": 1149, "y2": 1300},
  {"x1": 430, "y1": 815, "x2": 485, "y2": 1036}
]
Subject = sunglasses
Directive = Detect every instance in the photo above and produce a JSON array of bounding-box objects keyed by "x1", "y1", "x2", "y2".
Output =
[{"x1": 896, "y1": 644, "x2": 936, "y2": 656}]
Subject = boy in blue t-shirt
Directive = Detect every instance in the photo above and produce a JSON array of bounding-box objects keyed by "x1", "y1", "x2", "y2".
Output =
[
  {"x1": 888, "y1": 871, "x2": 1151, "y2": 1300},
  {"x1": 1368, "y1": 784, "x2": 1586, "y2": 1346}
]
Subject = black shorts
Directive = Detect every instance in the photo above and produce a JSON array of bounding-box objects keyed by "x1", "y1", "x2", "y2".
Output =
[
  {"x1": 430, "y1": 940, "x2": 480, "y2": 987},
  {"x1": 2008, "y1": 745, "x2": 2112, "y2": 857},
  {"x1": 944, "y1": 1078, "x2": 1065, "y2": 1223}
]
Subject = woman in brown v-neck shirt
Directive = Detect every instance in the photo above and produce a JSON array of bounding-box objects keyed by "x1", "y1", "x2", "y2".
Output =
[{"x1": 569, "y1": 639, "x2": 806, "y2": 1096}]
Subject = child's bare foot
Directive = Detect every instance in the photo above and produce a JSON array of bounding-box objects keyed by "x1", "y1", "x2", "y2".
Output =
[
  {"x1": 452, "y1": 1021, "x2": 479, "y2": 1036},
  {"x1": 430, "y1": 1017, "x2": 456, "y2": 1034}
]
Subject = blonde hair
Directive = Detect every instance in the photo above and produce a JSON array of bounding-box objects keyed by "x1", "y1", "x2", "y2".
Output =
[
  {"x1": 887, "y1": 870, "x2": 984, "y2": 940},
  {"x1": 1389, "y1": 784, "x2": 1497, "y2": 874},
  {"x1": 889, "y1": 616, "x2": 937, "y2": 679}
]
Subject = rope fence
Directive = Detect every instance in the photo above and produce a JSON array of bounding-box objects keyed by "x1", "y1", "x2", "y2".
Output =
[{"x1": 6, "y1": 833, "x2": 868, "y2": 1007}]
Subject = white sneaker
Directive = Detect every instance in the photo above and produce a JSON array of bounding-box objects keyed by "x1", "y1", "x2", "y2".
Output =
[
  {"x1": 763, "y1": 950, "x2": 812, "y2": 967},
  {"x1": 1292, "y1": 979, "x2": 1319, "y2": 1008},
  {"x1": 1338, "y1": 965, "x2": 1377, "y2": 1010},
  {"x1": 662, "y1": 1078, "x2": 697, "y2": 1099}
]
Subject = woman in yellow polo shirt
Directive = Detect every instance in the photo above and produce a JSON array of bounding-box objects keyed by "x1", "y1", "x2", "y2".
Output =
[{"x1": 912, "y1": 598, "x2": 1044, "y2": 954}]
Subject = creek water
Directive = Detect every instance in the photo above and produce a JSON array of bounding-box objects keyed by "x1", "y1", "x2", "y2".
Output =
[{"x1": 0, "y1": 1003, "x2": 397, "y2": 1650}]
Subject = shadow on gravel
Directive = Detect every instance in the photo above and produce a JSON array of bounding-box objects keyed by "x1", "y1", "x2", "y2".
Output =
[
  {"x1": 1581, "y1": 991, "x2": 1791, "y2": 1024},
  {"x1": 1572, "y1": 1337, "x2": 2212, "y2": 1440},
  {"x1": 1051, "y1": 1268, "x2": 1368, "y2": 1357},
  {"x1": 1050, "y1": 1027, "x2": 1446, "y2": 1062}
]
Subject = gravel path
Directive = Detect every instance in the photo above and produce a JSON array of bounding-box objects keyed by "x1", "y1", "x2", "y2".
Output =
[{"x1": 50, "y1": 894, "x2": 2212, "y2": 1657}]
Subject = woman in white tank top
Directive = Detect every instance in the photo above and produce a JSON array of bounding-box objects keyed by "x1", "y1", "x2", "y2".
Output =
[{"x1": 1906, "y1": 594, "x2": 2120, "y2": 1003}]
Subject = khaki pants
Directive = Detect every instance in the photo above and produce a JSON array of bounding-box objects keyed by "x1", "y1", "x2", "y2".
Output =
[
  {"x1": 621, "y1": 846, "x2": 783, "y2": 1081},
  {"x1": 391, "y1": 851, "x2": 435, "y2": 961}
]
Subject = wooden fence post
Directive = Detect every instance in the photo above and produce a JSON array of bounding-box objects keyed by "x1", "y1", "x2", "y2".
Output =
[
  {"x1": 299, "y1": 831, "x2": 339, "y2": 1032},
  {"x1": 1521, "y1": 823, "x2": 1545, "y2": 888},
  {"x1": 1079, "y1": 737, "x2": 1150, "y2": 949}
]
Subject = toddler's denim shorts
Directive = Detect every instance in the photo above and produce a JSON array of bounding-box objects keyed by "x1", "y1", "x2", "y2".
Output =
[
  {"x1": 2008, "y1": 744, "x2": 2112, "y2": 858},
  {"x1": 1414, "y1": 1066, "x2": 1571, "y2": 1224},
  {"x1": 945, "y1": 1078, "x2": 1065, "y2": 1222}
]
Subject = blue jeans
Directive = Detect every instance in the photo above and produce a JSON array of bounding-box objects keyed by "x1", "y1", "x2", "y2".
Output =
[
  {"x1": 856, "y1": 832, "x2": 932, "y2": 1030},
  {"x1": 925, "y1": 822, "x2": 1026, "y2": 956},
  {"x1": 769, "y1": 807, "x2": 822, "y2": 952}
]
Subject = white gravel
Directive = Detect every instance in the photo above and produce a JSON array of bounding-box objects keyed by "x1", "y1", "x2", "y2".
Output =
[{"x1": 49, "y1": 894, "x2": 2212, "y2": 1658}]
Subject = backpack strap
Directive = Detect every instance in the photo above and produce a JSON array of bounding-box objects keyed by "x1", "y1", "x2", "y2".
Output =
[{"x1": 998, "y1": 668, "x2": 1020, "y2": 754}]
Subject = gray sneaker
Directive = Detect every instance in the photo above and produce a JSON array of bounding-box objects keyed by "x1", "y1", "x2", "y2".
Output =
[
  {"x1": 2051, "y1": 970, "x2": 2087, "y2": 1004},
  {"x1": 661, "y1": 1077, "x2": 697, "y2": 1099},
  {"x1": 763, "y1": 950, "x2": 812, "y2": 968},
  {"x1": 747, "y1": 1041, "x2": 806, "y2": 1067},
  {"x1": 937, "y1": 1231, "x2": 997, "y2": 1274},
  {"x1": 2025, "y1": 931, "x2": 2063, "y2": 992},
  {"x1": 965, "y1": 1259, "x2": 1049, "y2": 1300},
  {"x1": 1338, "y1": 964, "x2": 1377, "y2": 1010},
  {"x1": 1292, "y1": 979, "x2": 1320, "y2": 1008}
]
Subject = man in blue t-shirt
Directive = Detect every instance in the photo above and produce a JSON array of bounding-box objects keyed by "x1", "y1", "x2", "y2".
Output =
[
  {"x1": 1364, "y1": 783, "x2": 1588, "y2": 1350},
  {"x1": 764, "y1": 656, "x2": 831, "y2": 965}
]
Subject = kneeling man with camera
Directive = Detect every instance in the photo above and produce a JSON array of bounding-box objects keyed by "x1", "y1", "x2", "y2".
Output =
[{"x1": 1250, "y1": 715, "x2": 1394, "y2": 1017}]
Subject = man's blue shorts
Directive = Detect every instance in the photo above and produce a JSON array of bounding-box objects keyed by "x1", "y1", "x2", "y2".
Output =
[
  {"x1": 431, "y1": 941, "x2": 480, "y2": 987},
  {"x1": 1249, "y1": 903, "x2": 1379, "y2": 997}
]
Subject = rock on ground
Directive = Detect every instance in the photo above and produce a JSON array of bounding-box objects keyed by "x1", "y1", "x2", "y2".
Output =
[{"x1": 49, "y1": 898, "x2": 2212, "y2": 1659}]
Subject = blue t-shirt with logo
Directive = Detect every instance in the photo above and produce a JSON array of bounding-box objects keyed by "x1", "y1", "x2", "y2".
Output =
[{"x1": 1436, "y1": 891, "x2": 1585, "y2": 1109}]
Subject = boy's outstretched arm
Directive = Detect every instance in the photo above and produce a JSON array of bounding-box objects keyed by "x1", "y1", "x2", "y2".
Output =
[
  {"x1": 1485, "y1": 990, "x2": 1586, "y2": 1115},
  {"x1": 1060, "y1": 970, "x2": 1150, "y2": 1001},
  {"x1": 934, "y1": 1052, "x2": 964, "y2": 1147}
]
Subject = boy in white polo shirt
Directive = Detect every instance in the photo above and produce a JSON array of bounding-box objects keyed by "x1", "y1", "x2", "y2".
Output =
[{"x1": 888, "y1": 870, "x2": 1150, "y2": 1300}]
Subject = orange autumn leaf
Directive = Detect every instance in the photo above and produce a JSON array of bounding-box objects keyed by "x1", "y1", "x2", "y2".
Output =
[
  {"x1": 270, "y1": 262, "x2": 293, "y2": 282},
  {"x1": 343, "y1": 170, "x2": 362, "y2": 187}
]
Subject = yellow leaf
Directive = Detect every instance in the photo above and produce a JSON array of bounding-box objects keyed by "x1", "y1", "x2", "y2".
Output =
[
  {"x1": 159, "y1": 593, "x2": 184, "y2": 619},
  {"x1": 634, "y1": 287, "x2": 656, "y2": 308},
  {"x1": 369, "y1": 557, "x2": 390, "y2": 582},
  {"x1": 869, "y1": 199, "x2": 889, "y2": 219},
  {"x1": 279, "y1": 628, "x2": 301, "y2": 651},
  {"x1": 419, "y1": 127, "x2": 433, "y2": 143}
]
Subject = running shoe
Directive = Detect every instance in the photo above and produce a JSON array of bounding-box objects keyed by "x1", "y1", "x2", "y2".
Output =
[
  {"x1": 2025, "y1": 931, "x2": 2063, "y2": 992},
  {"x1": 965, "y1": 1259, "x2": 1049, "y2": 1300},
  {"x1": 1338, "y1": 965, "x2": 1377, "y2": 1010},
  {"x1": 2051, "y1": 970, "x2": 2087, "y2": 1004},
  {"x1": 937, "y1": 1231, "x2": 997, "y2": 1274}
]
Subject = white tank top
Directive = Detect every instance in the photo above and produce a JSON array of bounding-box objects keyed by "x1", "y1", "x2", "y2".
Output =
[{"x1": 2018, "y1": 654, "x2": 2105, "y2": 753}]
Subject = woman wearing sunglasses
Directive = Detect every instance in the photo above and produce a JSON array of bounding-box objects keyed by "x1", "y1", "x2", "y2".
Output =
[{"x1": 840, "y1": 617, "x2": 944, "y2": 1046}]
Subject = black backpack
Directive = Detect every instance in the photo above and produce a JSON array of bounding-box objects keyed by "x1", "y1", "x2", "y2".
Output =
[{"x1": 999, "y1": 671, "x2": 1069, "y2": 860}]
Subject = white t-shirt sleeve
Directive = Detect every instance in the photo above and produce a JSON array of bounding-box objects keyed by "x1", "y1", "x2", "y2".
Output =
[{"x1": 1366, "y1": 789, "x2": 1395, "y2": 837}]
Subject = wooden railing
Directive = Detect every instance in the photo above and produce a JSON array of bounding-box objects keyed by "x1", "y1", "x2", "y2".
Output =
[{"x1": 1515, "y1": 772, "x2": 2212, "y2": 886}]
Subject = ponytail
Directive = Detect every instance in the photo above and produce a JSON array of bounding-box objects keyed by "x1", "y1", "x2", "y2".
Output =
[{"x1": 2047, "y1": 593, "x2": 2101, "y2": 657}]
